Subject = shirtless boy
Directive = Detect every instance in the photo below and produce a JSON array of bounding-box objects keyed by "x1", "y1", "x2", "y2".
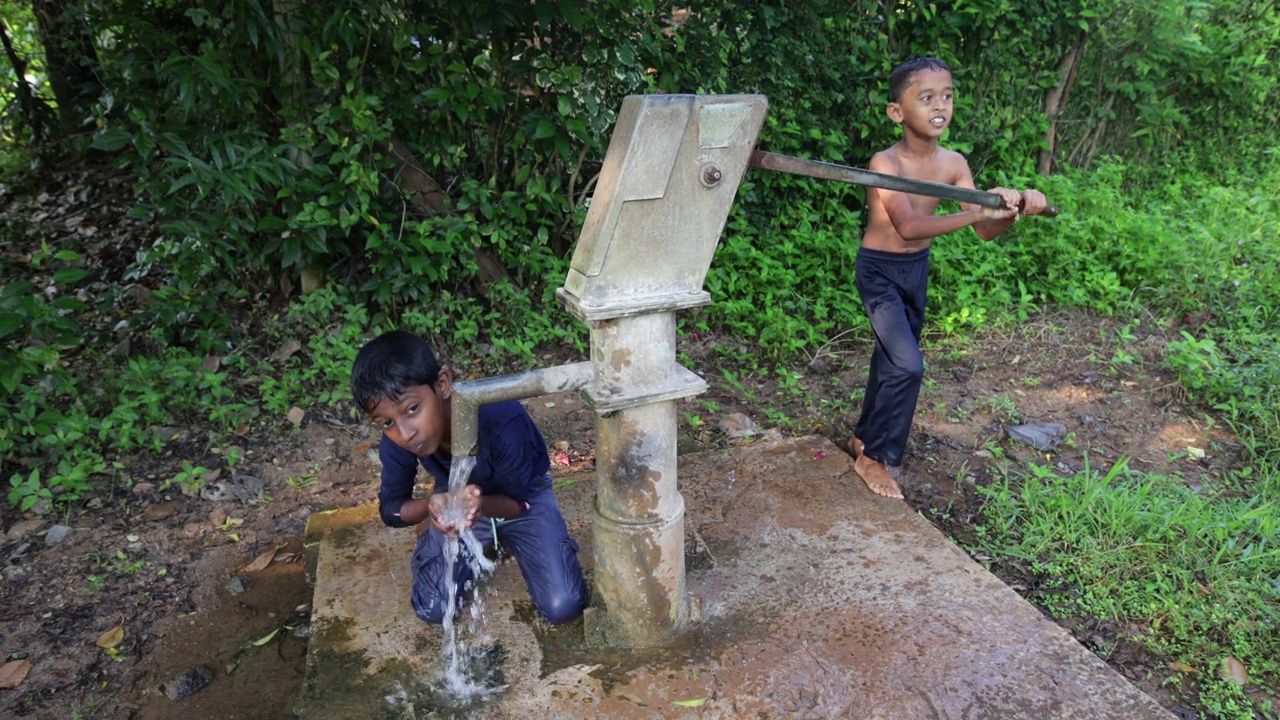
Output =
[{"x1": 848, "y1": 57, "x2": 1048, "y2": 499}]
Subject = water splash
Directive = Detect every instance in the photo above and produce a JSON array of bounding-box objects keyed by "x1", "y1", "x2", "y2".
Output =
[{"x1": 436, "y1": 455, "x2": 504, "y2": 704}]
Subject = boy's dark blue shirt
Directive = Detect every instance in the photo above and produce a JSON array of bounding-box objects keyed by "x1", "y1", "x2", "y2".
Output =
[{"x1": 377, "y1": 400, "x2": 550, "y2": 528}]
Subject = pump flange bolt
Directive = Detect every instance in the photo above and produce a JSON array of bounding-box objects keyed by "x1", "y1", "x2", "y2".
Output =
[{"x1": 700, "y1": 164, "x2": 723, "y2": 187}]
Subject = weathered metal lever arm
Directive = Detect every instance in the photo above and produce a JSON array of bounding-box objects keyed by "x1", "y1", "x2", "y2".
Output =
[{"x1": 749, "y1": 150, "x2": 1059, "y2": 217}]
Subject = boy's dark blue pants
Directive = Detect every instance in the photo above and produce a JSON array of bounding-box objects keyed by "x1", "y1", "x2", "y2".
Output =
[
  {"x1": 410, "y1": 482, "x2": 589, "y2": 625},
  {"x1": 853, "y1": 246, "x2": 930, "y2": 468}
]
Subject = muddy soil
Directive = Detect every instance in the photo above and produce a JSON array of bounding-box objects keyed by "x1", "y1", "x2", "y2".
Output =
[{"x1": 1, "y1": 165, "x2": 1240, "y2": 719}]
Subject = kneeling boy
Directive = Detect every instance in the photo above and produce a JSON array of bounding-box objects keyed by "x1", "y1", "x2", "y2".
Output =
[{"x1": 350, "y1": 330, "x2": 590, "y2": 624}]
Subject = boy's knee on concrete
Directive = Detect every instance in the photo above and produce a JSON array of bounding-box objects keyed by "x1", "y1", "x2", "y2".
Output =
[{"x1": 536, "y1": 590, "x2": 589, "y2": 625}]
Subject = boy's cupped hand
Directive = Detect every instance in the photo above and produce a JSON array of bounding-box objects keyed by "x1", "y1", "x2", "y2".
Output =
[{"x1": 427, "y1": 484, "x2": 483, "y2": 536}]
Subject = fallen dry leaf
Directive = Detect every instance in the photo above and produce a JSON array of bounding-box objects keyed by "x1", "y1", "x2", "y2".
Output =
[
  {"x1": 1220, "y1": 656, "x2": 1248, "y2": 686},
  {"x1": 271, "y1": 340, "x2": 303, "y2": 363},
  {"x1": 208, "y1": 507, "x2": 228, "y2": 527},
  {"x1": 251, "y1": 627, "x2": 280, "y2": 646},
  {"x1": 1169, "y1": 661, "x2": 1198, "y2": 674},
  {"x1": 243, "y1": 547, "x2": 278, "y2": 573},
  {"x1": 0, "y1": 659, "x2": 32, "y2": 689},
  {"x1": 138, "y1": 502, "x2": 176, "y2": 522},
  {"x1": 234, "y1": 424, "x2": 251, "y2": 437},
  {"x1": 717, "y1": 412, "x2": 758, "y2": 439},
  {"x1": 201, "y1": 355, "x2": 222, "y2": 372},
  {"x1": 95, "y1": 623, "x2": 125, "y2": 649},
  {"x1": 287, "y1": 407, "x2": 305, "y2": 426},
  {"x1": 672, "y1": 698, "x2": 707, "y2": 707}
]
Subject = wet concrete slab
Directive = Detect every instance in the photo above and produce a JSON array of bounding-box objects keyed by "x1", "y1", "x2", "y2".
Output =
[{"x1": 298, "y1": 435, "x2": 1175, "y2": 719}]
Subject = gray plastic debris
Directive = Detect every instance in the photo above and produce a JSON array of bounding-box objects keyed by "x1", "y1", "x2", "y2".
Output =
[
  {"x1": 1004, "y1": 423, "x2": 1068, "y2": 451},
  {"x1": 200, "y1": 473, "x2": 266, "y2": 503}
]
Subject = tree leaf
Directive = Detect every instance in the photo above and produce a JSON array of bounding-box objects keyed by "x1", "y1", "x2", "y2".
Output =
[
  {"x1": 90, "y1": 128, "x2": 133, "y2": 152},
  {"x1": 270, "y1": 340, "x2": 302, "y2": 363},
  {"x1": 53, "y1": 267, "x2": 90, "y2": 285},
  {"x1": 0, "y1": 660, "x2": 32, "y2": 689},
  {"x1": 1169, "y1": 661, "x2": 1197, "y2": 674},
  {"x1": 96, "y1": 623, "x2": 125, "y2": 649},
  {"x1": 672, "y1": 698, "x2": 707, "y2": 707},
  {"x1": 1220, "y1": 656, "x2": 1248, "y2": 685},
  {"x1": 0, "y1": 661, "x2": 31, "y2": 686},
  {"x1": 250, "y1": 627, "x2": 280, "y2": 646},
  {"x1": 243, "y1": 547, "x2": 278, "y2": 573}
]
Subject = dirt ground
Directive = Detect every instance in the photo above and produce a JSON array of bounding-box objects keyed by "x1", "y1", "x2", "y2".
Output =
[
  {"x1": 0, "y1": 164, "x2": 1242, "y2": 719},
  {"x1": 1, "y1": 309, "x2": 1238, "y2": 719}
]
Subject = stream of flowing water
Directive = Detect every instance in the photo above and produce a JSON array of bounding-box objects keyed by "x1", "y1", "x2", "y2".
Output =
[{"x1": 436, "y1": 455, "x2": 503, "y2": 703}]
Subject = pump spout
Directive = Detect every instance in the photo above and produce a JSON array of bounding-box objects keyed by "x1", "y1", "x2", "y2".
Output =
[{"x1": 450, "y1": 362, "x2": 594, "y2": 457}]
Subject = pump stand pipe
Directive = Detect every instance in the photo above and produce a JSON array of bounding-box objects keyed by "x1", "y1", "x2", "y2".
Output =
[{"x1": 450, "y1": 362, "x2": 594, "y2": 458}]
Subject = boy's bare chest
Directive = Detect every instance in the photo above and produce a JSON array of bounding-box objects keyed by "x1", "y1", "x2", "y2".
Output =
[{"x1": 896, "y1": 159, "x2": 954, "y2": 213}]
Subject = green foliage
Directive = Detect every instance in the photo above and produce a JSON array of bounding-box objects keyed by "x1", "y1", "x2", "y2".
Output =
[{"x1": 974, "y1": 458, "x2": 1280, "y2": 718}]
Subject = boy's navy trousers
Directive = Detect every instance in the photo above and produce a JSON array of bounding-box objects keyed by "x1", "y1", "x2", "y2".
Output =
[
  {"x1": 410, "y1": 482, "x2": 589, "y2": 625},
  {"x1": 853, "y1": 246, "x2": 930, "y2": 468}
]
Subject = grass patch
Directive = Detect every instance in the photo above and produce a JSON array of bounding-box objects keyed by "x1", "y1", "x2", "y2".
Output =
[{"x1": 973, "y1": 457, "x2": 1279, "y2": 718}]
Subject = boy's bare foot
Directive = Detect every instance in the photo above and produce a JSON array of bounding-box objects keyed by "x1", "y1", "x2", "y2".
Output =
[
  {"x1": 854, "y1": 454, "x2": 904, "y2": 499},
  {"x1": 845, "y1": 437, "x2": 903, "y2": 479}
]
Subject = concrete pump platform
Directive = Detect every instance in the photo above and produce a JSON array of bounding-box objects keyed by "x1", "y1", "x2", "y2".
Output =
[{"x1": 295, "y1": 435, "x2": 1174, "y2": 720}]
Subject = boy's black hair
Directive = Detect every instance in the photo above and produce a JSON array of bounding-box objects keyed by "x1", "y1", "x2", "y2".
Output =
[
  {"x1": 889, "y1": 57, "x2": 952, "y2": 103},
  {"x1": 351, "y1": 330, "x2": 442, "y2": 412}
]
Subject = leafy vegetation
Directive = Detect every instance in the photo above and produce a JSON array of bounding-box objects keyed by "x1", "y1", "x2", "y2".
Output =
[
  {"x1": 973, "y1": 458, "x2": 1279, "y2": 718},
  {"x1": 2, "y1": 0, "x2": 1278, "y2": 716}
]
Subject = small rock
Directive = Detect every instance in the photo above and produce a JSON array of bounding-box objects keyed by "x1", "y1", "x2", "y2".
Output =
[
  {"x1": 161, "y1": 665, "x2": 214, "y2": 700},
  {"x1": 6, "y1": 519, "x2": 44, "y2": 542},
  {"x1": 553, "y1": 440, "x2": 570, "y2": 453},
  {"x1": 225, "y1": 577, "x2": 246, "y2": 595},
  {"x1": 86, "y1": 497, "x2": 103, "y2": 510},
  {"x1": 323, "y1": 438, "x2": 335, "y2": 446},
  {"x1": 44, "y1": 525, "x2": 74, "y2": 546}
]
